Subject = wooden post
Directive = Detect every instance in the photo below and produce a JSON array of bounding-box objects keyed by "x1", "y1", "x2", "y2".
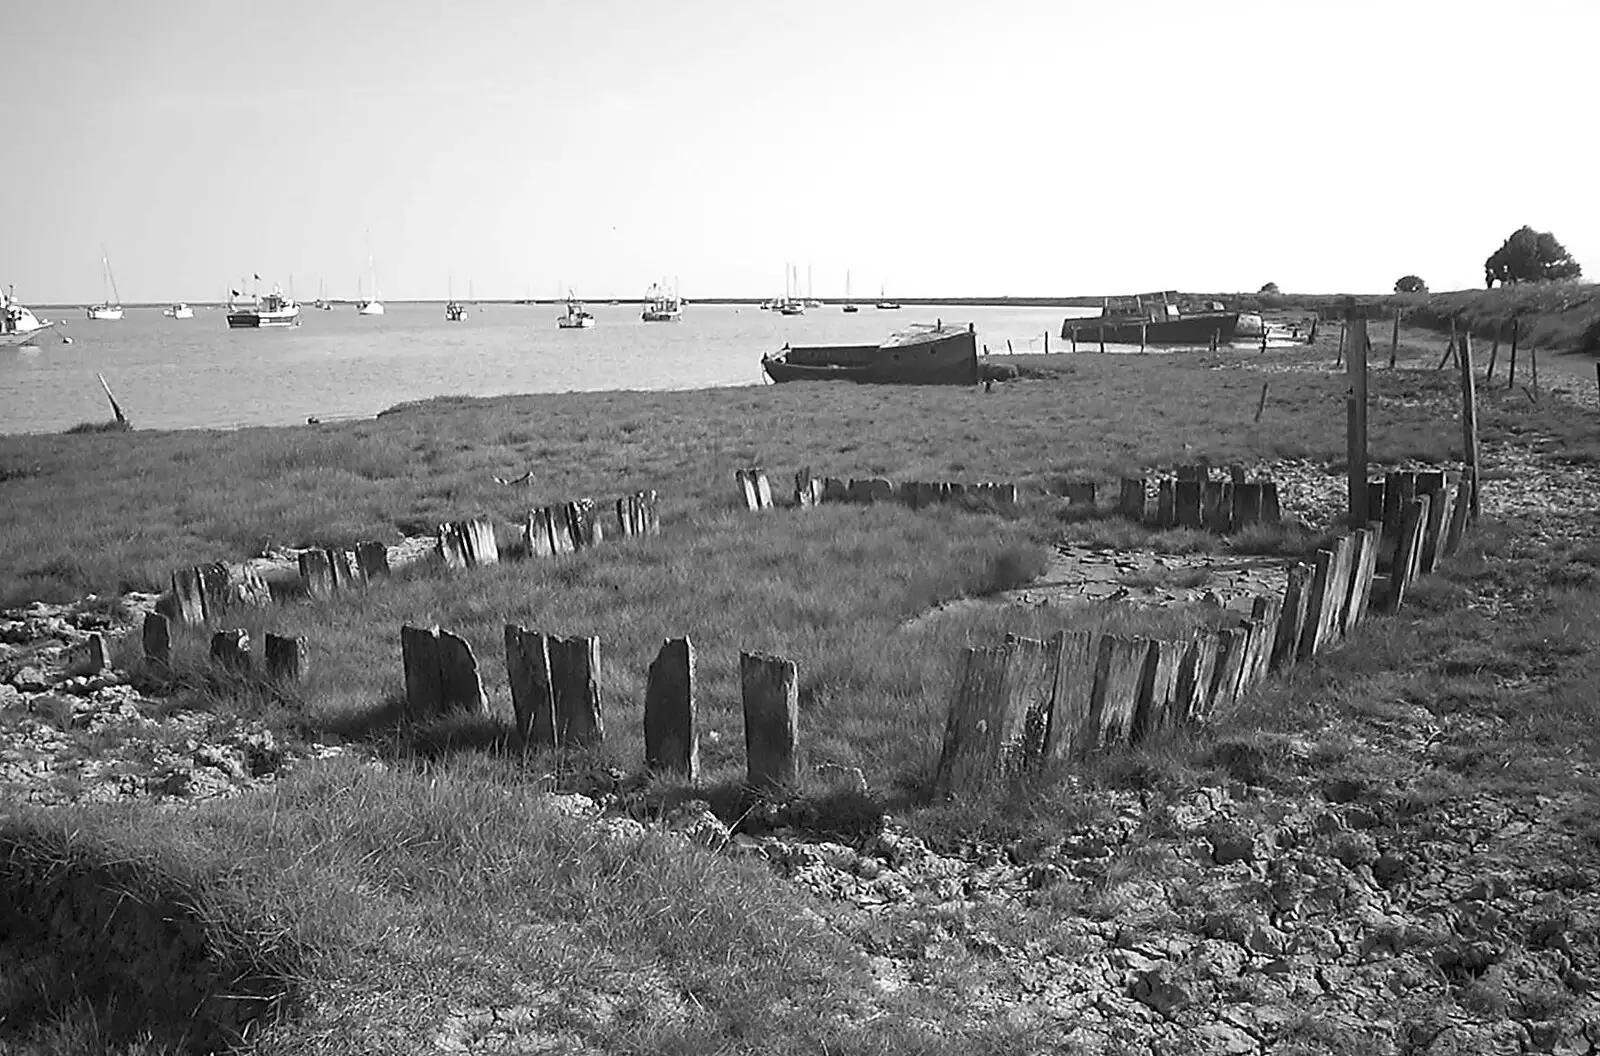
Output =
[
  {"x1": 1089, "y1": 636, "x2": 1149, "y2": 748},
  {"x1": 1335, "y1": 322, "x2": 1346, "y2": 367},
  {"x1": 1041, "y1": 630, "x2": 1098, "y2": 761},
  {"x1": 645, "y1": 638, "x2": 697, "y2": 779},
  {"x1": 142, "y1": 611, "x2": 171, "y2": 668},
  {"x1": 741, "y1": 651, "x2": 799, "y2": 789},
  {"x1": 566, "y1": 500, "x2": 600, "y2": 548},
  {"x1": 1531, "y1": 342, "x2": 1539, "y2": 400},
  {"x1": 1117, "y1": 478, "x2": 1146, "y2": 523},
  {"x1": 209, "y1": 629, "x2": 251, "y2": 672},
  {"x1": 169, "y1": 567, "x2": 207, "y2": 625},
  {"x1": 525, "y1": 507, "x2": 557, "y2": 559},
  {"x1": 1486, "y1": 323, "x2": 1500, "y2": 382},
  {"x1": 1173, "y1": 631, "x2": 1219, "y2": 725},
  {"x1": 736, "y1": 468, "x2": 761, "y2": 511},
  {"x1": 1307, "y1": 317, "x2": 1318, "y2": 345},
  {"x1": 1139, "y1": 322, "x2": 1147, "y2": 352},
  {"x1": 1347, "y1": 310, "x2": 1369, "y2": 530},
  {"x1": 1155, "y1": 479, "x2": 1175, "y2": 528},
  {"x1": 1458, "y1": 331, "x2": 1480, "y2": 520},
  {"x1": 1174, "y1": 479, "x2": 1203, "y2": 529},
  {"x1": 1385, "y1": 498, "x2": 1429, "y2": 613},
  {"x1": 1341, "y1": 528, "x2": 1379, "y2": 633},
  {"x1": 1133, "y1": 639, "x2": 1185, "y2": 738},
  {"x1": 1259, "y1": 326, "x2": 1268, "y2": 354},
  {"x1": 1271, "y1": 563, "x2": 1312, "y2": 671},
  {"x1": 401, "y1": 625, "x2": 487, "y2": 720},
  {"x1": 1044, "y1": 331, "x2": 1049, "y2": 354},
  {"x1": 1389, "y1": 308, "x2": 1400, "y2": 368},
  {"x1": 1208, "y1": 329, "x2": 1219, "y2": 353},
  {"x1": 549, "y1": 635, "x2": 604, "y2": 746},
  {"x1": 1254, "y1": 381, "x2": 1269, "y2": 423},
  {"x1": 264, "y1": 634, "x2": 308, "y2": 682},
  {"x1": 355, "y1": 541, "x2": 390, "y2": 580},
  {"x1": 505, "y1": 625, "x2": 556, "y2": 745},
  {"x1": 1507, "y1": 316, "x2": 1519, "y2": 390},
  {"x1": 1098, "y1": 324, "x2": 1106, "y2": 354},
  {"x1": 1067, "y1": 481, "x2": 1096, "y2": 507}
]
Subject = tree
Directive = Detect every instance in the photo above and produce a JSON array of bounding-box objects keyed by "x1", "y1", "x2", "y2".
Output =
[
  {"x1": 1394, "y1": 275, "x2": 1427, "y2": 294},
  {"x1": 1258, "y1": 282, "x2": 1280, "y2": 295},
  {"x1": 1484, "y1": 226, "x2": 1583, "y2": 286}
]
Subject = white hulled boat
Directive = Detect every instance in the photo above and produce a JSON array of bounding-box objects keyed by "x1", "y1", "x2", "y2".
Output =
[
  {"x1": 162, "y1": 303, "x2": 194, "y2": 319},
  {"x1": 226, "y1": 284, "x2": 300, "y2": 328},
  {"x1": 875, "y1": 283, "x2": 901, "y2": 310},
  {"x1": 1, "y1": 286, "x2": 59, "y2": 346},
  {"x1": 86, "y1": 249, "x2": 124, "y2": 320},
  {"x1": 557, "y1": 291, "x2": 595, "y2": 329},
  {"x1": 355, "y1": 240, "x2": 384, "y2": 315}
]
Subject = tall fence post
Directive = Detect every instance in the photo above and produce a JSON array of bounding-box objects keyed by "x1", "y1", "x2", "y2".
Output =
[
  {"x1": 1347, "y1": 304, "x2": 1369, "y2": 530},
  {"x1": 1389, "y1": 307, "x2": 1400, "y2": 368},
  {"x1": 1459, "y1": 330, "x2": 1480, "y2": 519}
]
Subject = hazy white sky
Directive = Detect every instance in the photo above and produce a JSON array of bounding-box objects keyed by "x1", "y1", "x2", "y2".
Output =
[{"x1": 6, "y1": 0, "x2": 1596, "y2": 302}]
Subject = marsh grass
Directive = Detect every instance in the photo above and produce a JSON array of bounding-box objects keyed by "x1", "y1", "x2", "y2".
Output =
[
  {"x1": 2, "y1": 755, "x2": 1030, "y2": 1055},
  {"x1": 3, "y1": 347, "x2": 1477, "y2": 607}
]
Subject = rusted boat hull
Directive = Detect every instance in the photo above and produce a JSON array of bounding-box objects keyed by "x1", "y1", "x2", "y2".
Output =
[{"x1": 762, "y1": 327, "x2": 979, "y2": 385}]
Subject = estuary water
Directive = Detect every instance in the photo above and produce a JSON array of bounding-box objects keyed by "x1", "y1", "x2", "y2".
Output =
[{"x1": 0, "y1": 302, "x2": 1098, "y2": 435}]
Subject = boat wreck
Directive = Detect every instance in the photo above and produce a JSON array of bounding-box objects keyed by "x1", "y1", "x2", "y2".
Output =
[
  {"x1": 1062, "y1": 291, "x2": 1240, "y2": 346},
  {"x1": 762, "y1": 321, "x2": 979, "y2": 385}
]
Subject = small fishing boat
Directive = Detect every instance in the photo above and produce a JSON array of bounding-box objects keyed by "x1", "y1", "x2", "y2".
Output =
[
  {"x1": 87, "y1": 249, "x2": 124, "y2": 320},
  {"x1": 0, "y1": 286, "x2": 59, "y2": 346},
  {"x1": 640, "y1": 282, "x2": 682, "y2": 322},
  {"x1": 162, "y1": 303, "x2": 194, "y2": 319},
  {"x1": 557, "y1": 292, "x2": 595, "y2": 329},
  {"x1": 445, "y1": 278, "x2": 467, "y2": 321},
  {"x1": 226, "y1": 285, "x2": 300, "y2": 329},
  {"x1": 842, "y1": 268, "x2": 859, "y2": 312},
  {"x1": 762, "y1": 320, "x2": 979, "y2": 385}
]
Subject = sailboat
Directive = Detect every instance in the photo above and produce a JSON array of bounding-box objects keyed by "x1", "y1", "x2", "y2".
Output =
[
  {"x1": 778, "y1": 263, "x2": 805, "y2": 315},
  {"x1": 803, "y1": 264, "x2": 823, "y2": 308},
  {"x1": 875, "y1": 283, "x2": 902, "y2": 311},
  {"x1": 842, "y1": 269, "x2": 859, "y2": 313},
  {"x1": 86, "y1": 249, "x2": 124, "y2": 320},
  {"x1": 313, "y1": 278, "x2": 332, "y2": 311},
  {"x1": 355, "y1": 238, "x2": 384, "y2": 315}
]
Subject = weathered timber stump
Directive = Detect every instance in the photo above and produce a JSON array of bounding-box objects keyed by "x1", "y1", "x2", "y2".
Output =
[
  {"x1": 264, "y1": 634, "x2": 309, "y2": 682},
  {"x1": 644, "y1": 637, "x2": 697, "y2": 779},
  {"x1": 741, "y1": 651, "x2": 799, "y2": 789},
  {"x1": 142, "y1": 611, "x2": 172, "y2": 668}
]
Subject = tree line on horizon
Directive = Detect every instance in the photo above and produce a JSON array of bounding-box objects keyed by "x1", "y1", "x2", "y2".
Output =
[{"x1": 1385, "y1": 225, "x2": 1583, "y2": 296}]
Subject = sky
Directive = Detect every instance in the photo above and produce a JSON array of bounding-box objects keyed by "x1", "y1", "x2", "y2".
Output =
[{"x1": 6, "y1": 0, "x2": 1597, "y2": 303}]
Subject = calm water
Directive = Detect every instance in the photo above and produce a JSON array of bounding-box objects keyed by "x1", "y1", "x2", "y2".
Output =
[{"x1": 0, "y1": 302, "x2": 1096, "y2": 435}]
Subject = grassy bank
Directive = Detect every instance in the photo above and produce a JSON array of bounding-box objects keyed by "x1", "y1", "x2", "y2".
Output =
[{"x1": 7, "y1": 323, "x2": 1600, "y2": 1051}]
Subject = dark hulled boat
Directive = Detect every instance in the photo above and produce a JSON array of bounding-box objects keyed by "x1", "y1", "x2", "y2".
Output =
[
  {"x1": 761, "y1": 321, "x2": 979, "y2": 385},
  {"x1": 1061, "y1": 291, "x2": 1239, "y2": 346}
]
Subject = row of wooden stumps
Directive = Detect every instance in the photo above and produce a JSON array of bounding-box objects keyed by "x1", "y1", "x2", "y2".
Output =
[
  {"x1": 156, "y1": 561, "x2": 274, "y2": 626},
  {"x1": 519, "y1": 492, "x2": 663, "y2": 562},
  {"x1": 739, "y1": 467, "x2": 1020, "y2": 513},
  {"x1": 139, "y1": 609, "x2": 309, "y2": 682},
  {"x1": 1098, "y1": 465, "x2": 1284, "y2": 533},
  {"x1": 401, "y1": 625, "x2": 799, "y2": 787},
  {"x1": 935, "y1": 464, "x2": 1477, "y2": 799}
]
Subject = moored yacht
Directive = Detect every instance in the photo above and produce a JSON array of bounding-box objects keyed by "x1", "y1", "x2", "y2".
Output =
[
  {"x1": 1, "y1": 286, "x2": 59, "y2": 346},
  {"x1": 162, "y1": 303, "x2": 194, "y2": 319}
]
